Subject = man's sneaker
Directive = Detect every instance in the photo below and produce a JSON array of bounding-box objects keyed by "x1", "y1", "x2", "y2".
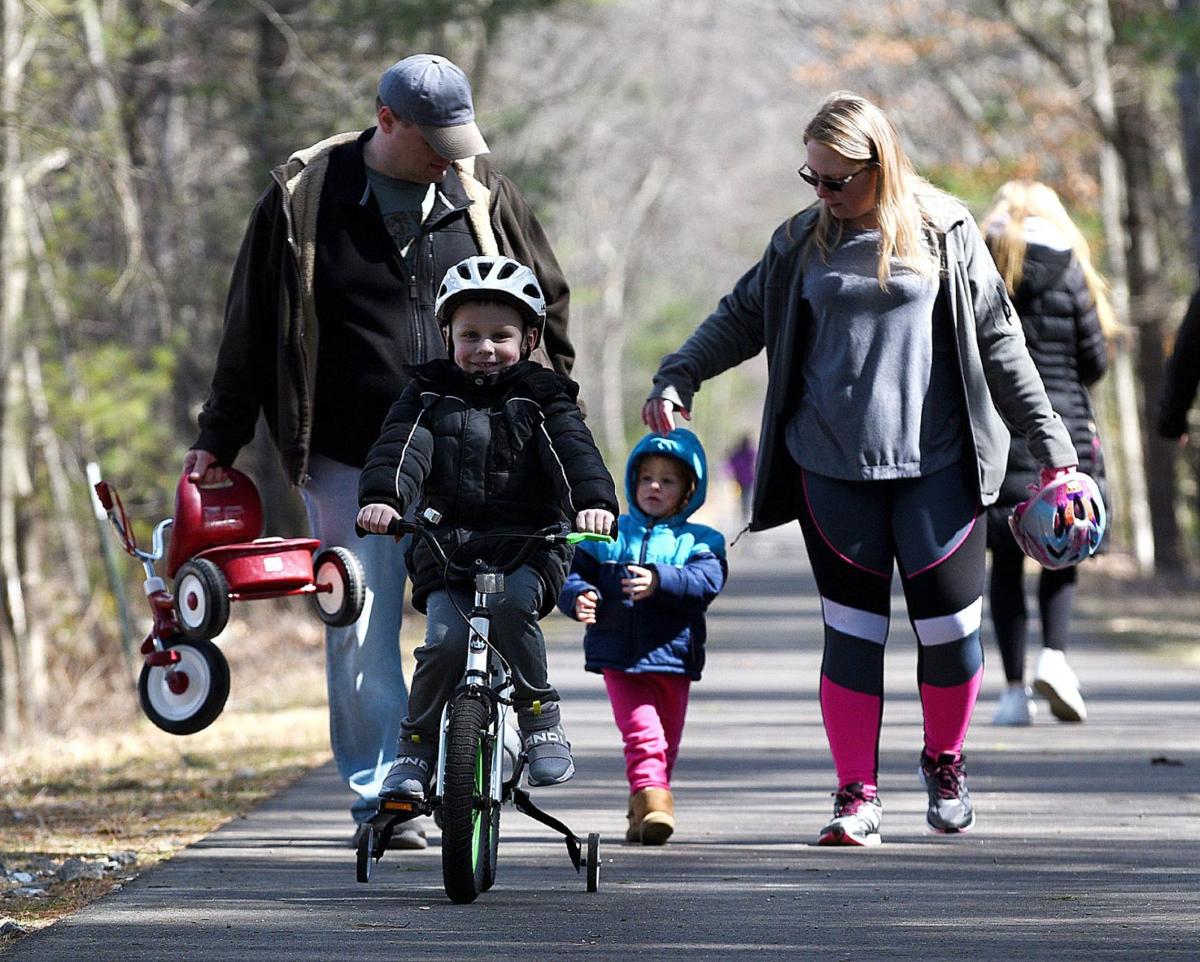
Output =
[
  {"x1": 919, "y1": 751, "x2": 975, "y2": 834},
  {"x1": 992, "y1": 684, "x2": 1037, "y2": 726},
  {"x1": 1033, "y1": 647, "x2": 1087, "y2": 722},
  {"x1": 817, "y1": 782, "x2": 882, "y2": 847},
  {"x1": 518, "y1": 703, "x2": 575, "y2": 787},
  {"x1": 379, "y1": 736, "x2": 436, "y2": 801}
]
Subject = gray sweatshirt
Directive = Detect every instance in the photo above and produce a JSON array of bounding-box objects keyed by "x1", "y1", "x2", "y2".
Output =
[{"x1": 789, "y1": 228, "x2": 961, "y2": 480}]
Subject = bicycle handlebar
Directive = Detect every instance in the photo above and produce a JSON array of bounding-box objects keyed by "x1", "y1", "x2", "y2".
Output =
[{"x1": 355, "y1": 515, "x2": 613, "y2": 578}]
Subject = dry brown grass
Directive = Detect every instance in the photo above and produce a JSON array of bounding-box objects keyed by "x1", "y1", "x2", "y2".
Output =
[{"x1": 0, "y1": 606, "x2": 334, "y2": 939}]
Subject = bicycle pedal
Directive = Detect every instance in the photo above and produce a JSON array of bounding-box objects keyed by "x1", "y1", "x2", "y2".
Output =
[{"x1": 380, "y1": 799, "x2": 420, "y2": 814}]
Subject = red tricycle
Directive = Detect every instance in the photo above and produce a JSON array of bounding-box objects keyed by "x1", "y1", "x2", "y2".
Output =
[{"x1": 94, "y1": 468, "x2": 366, "y2": 734}]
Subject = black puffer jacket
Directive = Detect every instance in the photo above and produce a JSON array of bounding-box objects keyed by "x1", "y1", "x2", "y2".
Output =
[
  {"x1": 987, "y1": 243, "x2": 1108, "y2": 540},
  {"x1": 358, "y1": 359, "x2": 618, "y2": 616}
]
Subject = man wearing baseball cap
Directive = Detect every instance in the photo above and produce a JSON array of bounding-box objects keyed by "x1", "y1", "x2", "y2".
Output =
[{"x1": 184, "y1": 54, "x2": 572, "y2": 850}]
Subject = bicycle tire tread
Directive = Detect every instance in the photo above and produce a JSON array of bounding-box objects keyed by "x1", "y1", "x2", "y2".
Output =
[{"x1": 441, "y1": 696, "x2": 490, "y2": 903}]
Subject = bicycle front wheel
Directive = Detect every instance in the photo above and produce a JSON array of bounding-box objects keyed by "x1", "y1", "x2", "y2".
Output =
[{"x1": 441, "y1": 696, "x2": 493, "y2": 904}]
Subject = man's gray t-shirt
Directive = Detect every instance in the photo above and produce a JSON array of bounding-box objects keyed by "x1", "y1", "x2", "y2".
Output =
[
  {"x1": 365, "y1": 166, "x2": 433, "y2": 271},
  {"x1": 786, "y1": 228, "x2": 964, "y2": 481}
]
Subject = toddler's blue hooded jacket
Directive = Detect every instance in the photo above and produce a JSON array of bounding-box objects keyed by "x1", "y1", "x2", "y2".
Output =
[{"x1": 557, "y1": 429, "x2": 727, "y2": 679}]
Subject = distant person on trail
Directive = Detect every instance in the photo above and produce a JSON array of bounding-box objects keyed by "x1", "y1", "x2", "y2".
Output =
[
  {"x1": 980, "y1": 180, "x2": 1116, "y2": 727},
  {"x1": 182, "y1": 54, "x2": 572, "y2": 850},
  {"x1": 642, "y1": 91, "x2": 1078, "y2": 847},
  {"x1": 357, "y1": 256, "x2": 617, "y2": 801},
  {"x1": 726, "y1": 434, "x2": 757, "y2": 519},
  {"x1": 557, "y1": 428, "x2": 727, "y2": 845},
  {"x1": 1157, "y1": 286, "x2": 1200, "y2": 446}
]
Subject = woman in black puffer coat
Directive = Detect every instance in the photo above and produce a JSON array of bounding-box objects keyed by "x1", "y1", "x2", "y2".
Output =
[{"x1": 980, "y1": 180, "x2": 1116, "y2": 728}]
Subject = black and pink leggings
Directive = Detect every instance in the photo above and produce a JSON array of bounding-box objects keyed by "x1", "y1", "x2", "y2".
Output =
[{"x1": 797, "y1": 463, "x2": 986, "y2": 792}]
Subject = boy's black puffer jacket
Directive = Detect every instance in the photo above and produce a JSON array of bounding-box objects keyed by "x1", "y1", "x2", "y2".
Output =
[{"x1": 358, "y1": 358, "x2": 618, "y2": 616}]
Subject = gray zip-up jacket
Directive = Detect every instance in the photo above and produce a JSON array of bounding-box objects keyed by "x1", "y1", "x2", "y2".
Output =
[{"x1": 650, "y1": 195, "x2": 1076, "y2": 531}]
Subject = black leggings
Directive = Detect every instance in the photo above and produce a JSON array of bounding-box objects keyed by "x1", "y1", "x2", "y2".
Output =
[{"x1": 988, "y1": 534, "x2": 1077, "y2": 683}]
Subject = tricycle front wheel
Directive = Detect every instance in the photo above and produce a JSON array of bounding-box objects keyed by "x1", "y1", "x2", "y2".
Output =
[{"x1": 138, "y1": 638, "x2": 230, "y2": 735}]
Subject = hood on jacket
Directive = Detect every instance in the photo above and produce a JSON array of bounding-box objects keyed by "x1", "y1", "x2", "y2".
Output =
[{"x1": 625, "y1": 428, "x2": 709, "y2": 525}]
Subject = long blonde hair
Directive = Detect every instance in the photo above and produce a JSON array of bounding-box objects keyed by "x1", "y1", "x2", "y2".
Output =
[
  {"x1": 980, "y1": 179, "x2": 1117, "y2": 337},
  {"x1": 803, "y1": 91, "x2": 942, "y2": 288}
]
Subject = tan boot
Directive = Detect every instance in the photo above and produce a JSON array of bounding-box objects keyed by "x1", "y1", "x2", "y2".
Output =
[
  {"x1": 632, "y1": 787, "x2": 674, "y2": 845},
  {"x1": 625, "y1": 793, "x2": 643, "y2": 843}
]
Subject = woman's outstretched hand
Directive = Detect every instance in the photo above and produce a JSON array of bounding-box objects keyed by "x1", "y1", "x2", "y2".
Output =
[{"x1": 642, "y1": 397, "x2": 690, "y2": 435}]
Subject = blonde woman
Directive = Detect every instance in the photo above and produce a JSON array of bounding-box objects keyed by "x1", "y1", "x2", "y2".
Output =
[
  {"x1": 643, "y1": 92, "x2": 1077, "y2": 846},
  {"x1": 980, "y1": 181, "x2": 1115, "y2": 727}
]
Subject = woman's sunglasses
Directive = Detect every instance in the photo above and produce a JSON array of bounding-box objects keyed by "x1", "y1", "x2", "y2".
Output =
[{"x1": 797, "y1": 164, "x2": 873, "y2": 192}]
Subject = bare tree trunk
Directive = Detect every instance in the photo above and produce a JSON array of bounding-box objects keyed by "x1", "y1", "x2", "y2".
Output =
[
  {"x1": 1109, "y1": 0, "x2": 1182, "y2": 572},
  {"x1": 1, "y1": 367, "x2": 30, "y2": 723},
  {"x1": 78, "y1": 0, "x2": 169, "y2": 339},
  {"x1": 0, "y1": 0, "x2": 36, "y2": 737},
  {"x1": 597, "y1": 157, "x2": 672, "y2": 457},
  {"x1": 1082, "y1": 0, "x2": 1156, "y2": 572},
  {"x1": 24, "y1": 344, "x2": 89, "y2": 598},
  {"x1": 1179, "y1": 0, "x2": 1200, "y2": 269}
]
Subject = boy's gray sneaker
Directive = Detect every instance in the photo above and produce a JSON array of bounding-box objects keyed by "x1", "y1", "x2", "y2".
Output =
[
  {"x1": 518, "y1": 703, "x2": 575, "y2": 787},
  {"x1": 919, "y1": 750, "x2": 975, "y2": 834},
  {"x1": 380, "y1": 736, "x2": 436, "y2": 801},
  {"x1": 817, "y1": 782, "x2": 882, "y2": 847}
]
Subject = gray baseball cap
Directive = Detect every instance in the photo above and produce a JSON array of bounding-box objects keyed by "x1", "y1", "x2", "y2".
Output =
[{"x1": 378, "y1": 54, "x2": 490, "y2": 160}]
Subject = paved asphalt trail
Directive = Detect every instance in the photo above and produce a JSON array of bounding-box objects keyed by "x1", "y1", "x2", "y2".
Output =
[{"x1": 4, "y1": 529, "x2": 1198, "y2": 960}]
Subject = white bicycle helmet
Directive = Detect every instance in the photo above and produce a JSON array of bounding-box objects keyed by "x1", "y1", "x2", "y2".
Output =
[{"x1": 435, "y1": 256, "x2": 547, "y2": 349}]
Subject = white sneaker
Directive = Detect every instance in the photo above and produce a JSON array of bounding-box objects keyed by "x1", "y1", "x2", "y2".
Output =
[
  {"x1": 992, "y1": 685, "x2": 1036, "y2": 726},
  {"x1": 1033, "y1": 648, "x2": 1087, "y2": 722}
]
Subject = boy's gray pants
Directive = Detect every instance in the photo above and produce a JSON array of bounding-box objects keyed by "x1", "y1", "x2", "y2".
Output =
[{"x1": 401, "y1": 565, "x2": 559, "y2": 740}]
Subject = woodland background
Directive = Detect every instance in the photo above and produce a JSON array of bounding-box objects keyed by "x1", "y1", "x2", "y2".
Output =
[{"x1": 1, "y1": 0, "x2": 1199, "y2": 741}]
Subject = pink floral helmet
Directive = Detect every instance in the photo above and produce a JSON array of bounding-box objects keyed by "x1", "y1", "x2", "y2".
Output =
[{"x1": 1009, "y1": 471, "x2": 1107, "y2": 570}]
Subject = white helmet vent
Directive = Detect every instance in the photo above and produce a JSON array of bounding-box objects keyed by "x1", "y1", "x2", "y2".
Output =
[{"x1": 435, "y1": 256, "x2": 547, "y2": 333}]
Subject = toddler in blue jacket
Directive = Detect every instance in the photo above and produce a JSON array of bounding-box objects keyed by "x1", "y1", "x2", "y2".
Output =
[{"x1": 558, "y1": 428, "x2": 727, "y2": 844}]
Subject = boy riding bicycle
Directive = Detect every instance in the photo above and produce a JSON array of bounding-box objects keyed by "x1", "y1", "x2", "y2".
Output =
[{"x1": 357, "y1": 256, "x2": 617, "y2": 800}]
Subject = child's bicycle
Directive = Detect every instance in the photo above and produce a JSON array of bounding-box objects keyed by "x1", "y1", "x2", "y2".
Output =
[
  {"x1": 355, "y1": 509, "x2": 610, "y2": 904},
  {"x1": 94, "y1": 469, "x2": 365, "y2": 734}
]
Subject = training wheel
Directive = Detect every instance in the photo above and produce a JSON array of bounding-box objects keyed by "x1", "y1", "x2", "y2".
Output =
[
  {"x1": 355, "y1": 826, "x2": 374, "y2": 884},
  {"x1": 585, "y1": 832, "x2": 600, "y2": 892}
]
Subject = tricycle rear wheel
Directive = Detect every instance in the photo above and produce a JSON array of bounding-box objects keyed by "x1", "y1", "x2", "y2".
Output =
[
  {"x1": 311, "y1": 547, "x2": 366, "y2": 627},
  {"x1": 173, "y1": 559, "x2": 230, "y2": 641}
]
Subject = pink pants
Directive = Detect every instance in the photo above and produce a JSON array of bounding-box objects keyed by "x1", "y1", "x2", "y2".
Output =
[{"x1": 603, "y1": 670, "x2": 692, "y2": 793}]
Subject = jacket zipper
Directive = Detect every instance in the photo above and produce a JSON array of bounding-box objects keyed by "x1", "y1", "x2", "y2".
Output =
[
  {"x1": 410, "y1": 272, "x2": 422, "y2": 360},
  {"x1": 623, "y1": 523, "x2": 655, "y2": 657}
]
